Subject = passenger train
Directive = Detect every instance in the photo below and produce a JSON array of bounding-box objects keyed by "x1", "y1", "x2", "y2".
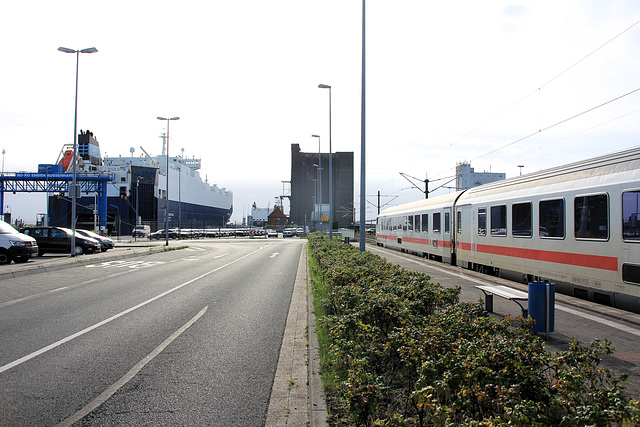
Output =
[{"x1": 376, "y1": 146, "x2": 640, "y2": 313}]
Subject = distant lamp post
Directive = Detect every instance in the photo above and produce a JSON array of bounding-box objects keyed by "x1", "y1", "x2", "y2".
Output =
[
  {"x1": 58, "y1": 46, "x2": 98, "y2": 256},
  {"x1": 157, "y1": 116, "x2": 180, "y2": 246},
  {"x1": 518, "y1": 165, "x2": 524, "y2": 176},
  {"x1": 318, "y1": 84, "x2": 333, "y2": 238}
]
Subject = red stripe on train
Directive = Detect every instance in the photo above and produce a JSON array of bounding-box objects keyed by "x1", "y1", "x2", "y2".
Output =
[
  {"x1": 378, "y1": 235, "x2": 618, "y2": 271},
  {"x1": 473, "y1": 244, "x2": 618, "y2": 271}
]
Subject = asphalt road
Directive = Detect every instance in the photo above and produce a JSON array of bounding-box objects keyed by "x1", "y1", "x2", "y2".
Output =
[
  {"x1": 367, "y1": 244, "x2": 640, "y2": 398},
  {"x1": 0, "y1": 239, "x2": 305, "y2": 426}
]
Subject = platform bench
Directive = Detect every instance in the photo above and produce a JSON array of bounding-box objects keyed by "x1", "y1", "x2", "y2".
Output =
[{"x1": 476, "y1": 285, "x2": 528, "y2": 317}]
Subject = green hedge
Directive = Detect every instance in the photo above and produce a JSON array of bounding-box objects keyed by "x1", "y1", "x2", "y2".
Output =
[{"x1": 308, "y1": 233, "x2": 639, "y2": 426}]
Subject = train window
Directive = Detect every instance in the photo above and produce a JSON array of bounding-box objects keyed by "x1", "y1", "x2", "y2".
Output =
[
  {"x1": 414, "y1": 215, "x2": 421, "y2": 232},
  {"x1": 478, "y1": 208, "x2": 487, "y2": 236},
  {"x1": 444, "y1": 212, "x2": 450, "y2": 233},
  {"x1": 408, "y1": 215, "x2": 414, "y2": 231},
  {"x1": 575, "y1": 194, "x2": 608, "y2": 240},
  {"x1": 421, "y1": 214, "x2": 429, "y2": 232},
  {"x1": 622, "y1": 263, "x2": 640, "y2": 284},
  {"x1": 491, "y1": 205, "x2": 507, "y2": 236},
  {"x1": 539, "y1": 199, "x2": 565, "y2": 238},
  {"x1": 512, "y1": 202, "x2": 532, "y2": 237},
  {"x1": 433, "y1": 212, "x2": 441, "y2": 233},
  {"x1": 457, "y1": 210, "x2": 462, "y2": 234},
  {"x1": 622, "y1": 190, "x2": 640, "y2": 241}
]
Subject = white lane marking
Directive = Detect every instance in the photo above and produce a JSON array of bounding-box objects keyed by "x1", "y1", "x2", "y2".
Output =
[
  {"x1": 368, "y1": 246, "x2": 640, "y2": 336},
  {"x1": 214, "y1": 253, "x2": 228, "y2": 259},
  {"x1": 0, "y1": 245, "x2": 265, "y2": 374},
  {"x1": 57, "y1": 306, "x2": 208, "y2": 427},
  {"x1": 270, "y1": 252, "x2": 280, "y2": 258},
  {"x1": 86, "y1": 260, "x2": 165, "y2": 269}
]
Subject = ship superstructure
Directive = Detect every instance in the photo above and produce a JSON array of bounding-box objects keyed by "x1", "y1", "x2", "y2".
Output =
[{"x1": 47, "y1": 131, "x2": 233, "y2": 235}]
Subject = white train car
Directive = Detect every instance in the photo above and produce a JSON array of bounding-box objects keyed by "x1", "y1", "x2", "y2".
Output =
[
  {"x1": 377, "y1": 191, "x2": 463, "y2": 264},
  {"x1": 376, "y1": 146, "x2": 640, "y2": 313}
]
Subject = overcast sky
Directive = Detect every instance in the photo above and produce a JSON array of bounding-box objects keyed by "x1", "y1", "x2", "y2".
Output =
[{"x1": 2, "y1": 1, "x2": 640, "y2": 224}]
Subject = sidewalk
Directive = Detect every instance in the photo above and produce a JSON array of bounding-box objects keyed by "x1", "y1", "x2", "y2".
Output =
[
  {"x1": 265, "y1": 242, "x2": 328, "y2": 426},
  {"x1": 0, "y1": 237, "x2": 328, "y2": 425}
]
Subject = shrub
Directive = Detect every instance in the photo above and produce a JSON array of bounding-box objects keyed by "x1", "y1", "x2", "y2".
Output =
[{"x1": 308, "y1": 234, "x2": 640, "y2": 426}]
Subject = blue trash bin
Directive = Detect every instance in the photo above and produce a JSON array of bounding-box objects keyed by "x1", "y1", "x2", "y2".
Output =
[
  {"x1": 344, "y1": 237, "x2": 350, "y2": 244},
  {"x1": 528, "y1": 282, "x2": 555, "y2": 333}
]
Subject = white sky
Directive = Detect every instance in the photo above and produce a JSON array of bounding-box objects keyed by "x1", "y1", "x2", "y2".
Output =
[{"x1": 2, "y1": 1, "x2": 640, "y2": 224}]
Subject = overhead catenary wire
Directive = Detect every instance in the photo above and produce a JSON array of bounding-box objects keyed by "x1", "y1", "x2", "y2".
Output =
[
  {"x1": 470, "y1": 86, "x2": 640, "y2": 163},
  {"x1": 448, "y1": 18, "x2": 640, "y2": 150}
]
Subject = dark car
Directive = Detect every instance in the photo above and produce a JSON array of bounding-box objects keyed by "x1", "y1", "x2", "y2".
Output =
[
  {"x1": 149, "y1": 229, "x2": 179, "y2": 240},
  {"x1": 76, "y1": 229, "x2": 115, "y2": 252},
  {"x1": 20, "y1": 226, "x2": 101, "y2": 256}
]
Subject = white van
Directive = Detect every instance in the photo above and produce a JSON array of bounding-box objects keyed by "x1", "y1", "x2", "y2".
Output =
[
  {"x1": 0, "y1": 220, "x2": 38, "y2": 264},
  {"x1": 132, "y1": 224, "x2": 150, "y2": 238}
]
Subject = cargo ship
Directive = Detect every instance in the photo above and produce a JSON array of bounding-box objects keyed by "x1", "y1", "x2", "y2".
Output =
[{"x1": 47, "y1": 131, "x2": 233, "y2": 235}]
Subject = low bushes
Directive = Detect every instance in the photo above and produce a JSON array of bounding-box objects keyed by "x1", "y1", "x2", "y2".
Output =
[{"x1": 308, "y1": 233, "x2": 639, "y2": 426}]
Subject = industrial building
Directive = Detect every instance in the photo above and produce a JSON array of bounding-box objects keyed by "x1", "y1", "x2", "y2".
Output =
[
  {"x1": 455, "y1": 161, "x2": 505, "y2": 190},
  {"x1": 289, "y1": 143, "x2": 354, "y2": 229}
]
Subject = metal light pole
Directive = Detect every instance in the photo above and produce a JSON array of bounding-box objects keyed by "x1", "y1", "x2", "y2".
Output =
[
  {"x1": 157, "y1": 116, "x2": 180, "y2": 246},
  {"x1": 318, "y1": 84, "x2": 332, "y2": 238},
  {"x1": 58, "y1": 46, "x2": 98, "y2": 256},
  {"x1": 359, "y1": 0, "x2": 366, "y2": 252}
]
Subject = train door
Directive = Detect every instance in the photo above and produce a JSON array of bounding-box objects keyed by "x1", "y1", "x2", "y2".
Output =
[
  {"x1": 443, "y1": 207, "x2": 452, "y2": 263},
  {"x1": 455, "y1": 204, "x2": 472, "y2": 268}
]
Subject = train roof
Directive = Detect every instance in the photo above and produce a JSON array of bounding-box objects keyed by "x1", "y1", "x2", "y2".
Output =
[
  {"x1": 458, "y1": 145, "x2": 640, "y2": 202},
  {"x1": 378, "y1": 145, "x2": 640, "y2": 217}
]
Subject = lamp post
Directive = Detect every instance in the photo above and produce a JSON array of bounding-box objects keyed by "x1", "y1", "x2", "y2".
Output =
[
  {"x1": 58, "y1": 46, "x2": 98, "y2": 256},
  {"x1": 157, "y1": 117, "x2": 180, "y2": 246},
  {"x1": 318, "y1": 84, "x2": 333, "y2": 238},
  {"x1": 359, "y1": 0, "x2": 366, "y2": 252}
]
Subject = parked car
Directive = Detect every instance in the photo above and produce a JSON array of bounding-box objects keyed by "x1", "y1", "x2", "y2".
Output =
[
  {"x1": 267, "y1": 229, "x2": 278, "y2": 238},
  {"x1": 283, "y1": 228, "x2": 295, "y2": 238},
  {"x1": 149, "y1": 229, "x2": 179, "y2": 240},
  {"x1": 76, "y1": 229, "x2": 115, "y2": 252},
  {"x1": 19, "y1": 226, "x2": 101, "y2": 256},
  {"x1": 0, "y1": 219, "x2": 38, "y2": 264}
]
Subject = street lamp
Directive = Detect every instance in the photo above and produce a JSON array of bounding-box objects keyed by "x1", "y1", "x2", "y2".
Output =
[
  {"x1": 318, "y1": 84, "x2": 333, "y2": 238},
  {"x1": 157, "y1": 116, "x2": 180, "y2": 246},
  {"x1": 58, "y1": 46, "x2": 98, "y2": 256}
]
